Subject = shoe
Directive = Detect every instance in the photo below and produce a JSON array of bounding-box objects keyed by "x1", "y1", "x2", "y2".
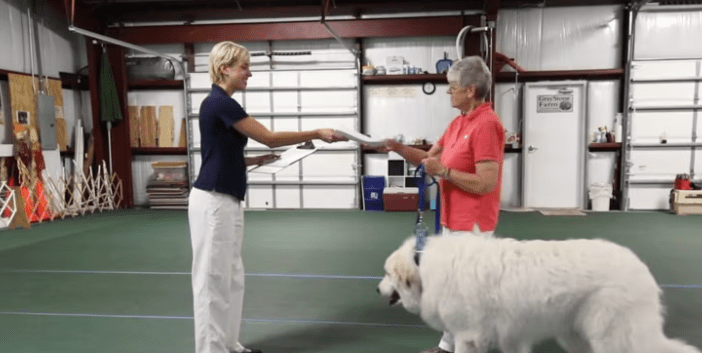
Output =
[
  {"x1": 230, "y1": 348, "x2": 262, "y2": 353},
  {"x1": 230, "y1": 342, "x2": 262, "y2": 353},
  {"x1": 419, "y1": 347, "x2": 451, "y2": 353}
]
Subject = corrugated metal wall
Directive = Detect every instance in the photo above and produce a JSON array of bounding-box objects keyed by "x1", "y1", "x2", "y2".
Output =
[{"x1": 2, "y1": 1, "x2": 701, "y2": 210}]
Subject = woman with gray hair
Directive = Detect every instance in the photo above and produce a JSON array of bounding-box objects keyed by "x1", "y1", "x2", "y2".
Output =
[
  {"x1": 381, "y1": 55, "x2": 505, "y2": 353},
  {"x1": 188, "y1": 41, "x2": 345, "y2": 353}
]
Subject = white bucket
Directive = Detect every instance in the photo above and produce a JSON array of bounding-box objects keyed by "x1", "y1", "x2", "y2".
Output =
[{"x1": 589, "y1": 183, "x2": 613, "y2": 211}]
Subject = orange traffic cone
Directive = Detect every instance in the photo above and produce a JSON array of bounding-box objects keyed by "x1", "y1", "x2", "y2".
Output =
[
  {"x1": 34, "y1": 180, "x2": 53, "y2": 221},
  {"x1": 20, "y1": 185, "x2": 37, "y2": 223}
]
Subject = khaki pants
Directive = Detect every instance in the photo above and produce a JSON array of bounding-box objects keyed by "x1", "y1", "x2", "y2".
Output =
[{"x1": 188, "y1": 188, "x2": 245, "y2": 353}]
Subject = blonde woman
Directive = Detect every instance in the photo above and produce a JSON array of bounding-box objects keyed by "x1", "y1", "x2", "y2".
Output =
[{"x1": 188, "y1": 41, "x2": 345, "y2": 353}]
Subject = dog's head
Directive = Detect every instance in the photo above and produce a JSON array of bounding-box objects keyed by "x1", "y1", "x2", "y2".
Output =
[{"x1": 377, "y1": 237, "x2": 422, "y2": 314}]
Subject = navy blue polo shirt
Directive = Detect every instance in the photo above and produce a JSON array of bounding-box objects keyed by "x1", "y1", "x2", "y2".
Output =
[{"x1": 193, "y1": 84, "x2": 249, "y2": 200}]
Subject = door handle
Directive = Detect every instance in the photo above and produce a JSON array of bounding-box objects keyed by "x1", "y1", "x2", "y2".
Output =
[{"x1": 528, "y1": 145, "x2": 538, "y2": 152}]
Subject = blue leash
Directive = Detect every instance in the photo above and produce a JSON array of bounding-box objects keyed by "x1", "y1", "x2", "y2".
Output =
[{"x1": 413, "y1": 164, "x2": 440, "y2": 264}]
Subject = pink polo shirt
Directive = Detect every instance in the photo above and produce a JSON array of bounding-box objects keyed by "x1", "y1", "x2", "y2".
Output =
[{"x1": 437, "y1": 103, "x2": 505, "y2": 232}]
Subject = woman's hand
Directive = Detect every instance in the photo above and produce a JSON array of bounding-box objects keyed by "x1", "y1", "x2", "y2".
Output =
[
  {"x1": 256, "y1": 153, "x2": 280, "y2": 165},
  {"x1": 421, "y1": 156, "x2": 446, "y2": 177},
  {"x1": 317, "y1": 129, "x2": 348, "y2": 143},
  {"x1": 383, "y1": 139, "x2": 403, "y2": 153},
  {"x1": 363, "y1": 138, "x2": 402, "y2": 153}
]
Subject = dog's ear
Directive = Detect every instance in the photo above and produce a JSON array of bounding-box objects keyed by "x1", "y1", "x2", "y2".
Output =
[
  {"x1": 393, "y1": 257, "x2": 421, "y2": 292},
  {"x1": 405, "y1": 271, "x2": 422, "y2": 293}
]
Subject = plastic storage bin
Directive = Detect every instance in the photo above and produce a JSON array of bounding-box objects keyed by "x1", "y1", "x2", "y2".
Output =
[
  {"x1": 589, "y1": 183, "x2": 612, "y2": 211},
  {"x1": 673, "y1": 190, "x2": 702, "y2": 215}
]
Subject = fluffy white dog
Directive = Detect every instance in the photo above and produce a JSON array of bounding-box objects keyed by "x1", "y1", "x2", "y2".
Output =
[{"x1": 377, "y1": 235, "x2": 700, "y2": 353}]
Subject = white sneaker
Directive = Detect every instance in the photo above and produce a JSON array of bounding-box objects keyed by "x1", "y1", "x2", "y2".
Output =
[
  {"x1": 230, "y1": 349, "x2": 262, "y2": 353},
  {"x1": 230, "y1": 342, "x2": 263, "y2": 353}
]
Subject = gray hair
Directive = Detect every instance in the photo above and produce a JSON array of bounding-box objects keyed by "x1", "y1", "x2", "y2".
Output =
[{"x1": 446, "y1": 56, "x2": 491, "y2": 100}]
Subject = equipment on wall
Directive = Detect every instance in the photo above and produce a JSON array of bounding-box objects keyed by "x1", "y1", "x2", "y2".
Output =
[
  {"x1": 455, "y1": 24, "x2": 492, "y2": 63},
  {"x1": 126, "y1": 56, "x2": 176, "y2": 80},
  {"x1": 454, "y1": 21, "x2": 495, "y2": 101}
]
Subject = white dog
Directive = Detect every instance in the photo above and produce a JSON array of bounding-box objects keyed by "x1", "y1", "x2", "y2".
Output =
[{"x1": 377, "y1": 235, "x2": 700, "y2": 353}]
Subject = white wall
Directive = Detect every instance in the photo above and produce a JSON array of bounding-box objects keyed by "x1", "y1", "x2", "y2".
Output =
[
  {"x1": 495, "y1": 6, "x2": 624, "y2": 208},
  {"x1": 634, "y1": 9, "x2": 702, "y2": 60},
  {"x1": 497, "y1": 5, "x2": 623, "y2": 71},
  {"x1": 360, "y1": 7, "x2": 627, "y2": 209},
  {"x1": 0, "y1": 0, "x2": 90, "y2": 178},
  {"x1": 9, "y1": 3, "x2": 692, "y2": 210},
  {"x1": 134, "y1": 40, "x2": 362, "y2": 208},
  {"x1": 0, "y1": 0, "x2": 89, "y2": 140},
  {"x1": 626, "y1": 7, "x2": 702, "y2": 210},
  {"x1": 0, "y1": 0, "x2": 86, "y2": 76}
]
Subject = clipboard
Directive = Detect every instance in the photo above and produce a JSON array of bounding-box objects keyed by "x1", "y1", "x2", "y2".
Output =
[
  {"x1": 334, "y1": 129, "x2": 384, "y2": 147},
  {"x1": 248, "y1": 141, "x2": 317, "y2": 174}
]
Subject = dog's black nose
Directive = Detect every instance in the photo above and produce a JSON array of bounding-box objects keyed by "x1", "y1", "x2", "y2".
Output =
[{"x1": 376, "y1": 287, "x2": 380, "y2": 294}]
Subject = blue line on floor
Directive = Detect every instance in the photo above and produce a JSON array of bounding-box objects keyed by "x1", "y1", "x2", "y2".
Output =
[
  {"x1": 246, "y1": 273, "x2": 383, "y2": 280},
  {"x1": 3, "y1": 269, "x2": 190, "y2": 275},
  {"x1": 0, "y1": 311, "x2": 426, "y2": 328},
  {"x1": 661, "y1": 284, "x2": 702, "y2": 289},
  {"x1": 3, "y1": 270, "x2": 702, "y2": 288},
  {"x1": 244, "y1": 318, "x2": 426, "y2": 328}
]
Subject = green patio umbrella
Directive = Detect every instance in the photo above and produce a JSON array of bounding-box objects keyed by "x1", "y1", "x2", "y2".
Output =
[{"x1": 99, "y1": 48, "x2": 123, "y2": 174}]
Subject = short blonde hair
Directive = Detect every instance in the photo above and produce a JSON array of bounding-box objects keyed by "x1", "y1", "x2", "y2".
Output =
[
  {"x1": 447, "y1": 56, "x2": 492, "y2": 100},
  {"x1": 208, "y1": 41, "x2": 249, "y2": 84}
]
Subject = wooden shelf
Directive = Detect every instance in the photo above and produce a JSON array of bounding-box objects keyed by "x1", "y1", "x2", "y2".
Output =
[
  {"x1": 362, "y1": 69, "x2": 624, "y2": 85},
  {"x1": 589, "y1": 142, "x2": 622, "y2": 152},
  {"x1": 0, "y1": 69, "x2": 77, "y2": 90},
  {"x1": 495, "y1": 69, "x2": 624, "y2": 83},
  {"x1": 362, "y1": 73, "x2": 447, "y2": 85},
  {"x1": 132, "y1": 147, "x2": 187, "y2": 155},
  {"x1": 60, "y1": 148, "x2": 75, "y2": 157},
  {"x1": 127, "y1": 79, "x2": 184, "y2": 90},
  {"x1": 59, "y1": 72, "x2": 89, "y2": 90}
]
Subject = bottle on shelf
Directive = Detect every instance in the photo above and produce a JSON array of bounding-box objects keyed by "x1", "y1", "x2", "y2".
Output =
[{"x1": 614, "y1": 113, "x2": 623, "y2": 143}]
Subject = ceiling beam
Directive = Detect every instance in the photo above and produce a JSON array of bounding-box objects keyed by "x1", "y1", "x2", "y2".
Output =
[
  {"x1": 107, "y1": 15, "x2": 481, "y2": 44},
  {"x1": 484, "y1": 0, "x2": 500, "y2": 21},
  {"x1": 42, "y1": 0, "x2": 100, "y2": 29},
  {"x1": 90, "y1": 2, "x2": 482, "y2": 24}
]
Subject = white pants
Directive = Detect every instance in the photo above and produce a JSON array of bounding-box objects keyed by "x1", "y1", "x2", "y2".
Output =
[
  {"x1": 437, "y1": 224, "x2": 494, "y2": 353},
  {"x1": 188, "y1": 188, "x2": 246, "y2": 353}
]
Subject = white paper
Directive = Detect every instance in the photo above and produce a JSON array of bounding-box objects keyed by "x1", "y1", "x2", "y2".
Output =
[
  {"x1": 335, "y1": 129, "x2": 385, "y2": 146},
  {"x1": 248, "y1": 145, "x2": 317, "y2": 174}
]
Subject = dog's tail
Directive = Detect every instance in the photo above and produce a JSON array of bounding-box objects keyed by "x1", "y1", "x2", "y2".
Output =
[{"x1": 656, "y1": 338, "x2": 701, "y2": 353}]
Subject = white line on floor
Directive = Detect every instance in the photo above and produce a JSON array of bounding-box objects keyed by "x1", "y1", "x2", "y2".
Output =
[{"x1": 2, "y1": 269, "x2": 383, "y2": 280}]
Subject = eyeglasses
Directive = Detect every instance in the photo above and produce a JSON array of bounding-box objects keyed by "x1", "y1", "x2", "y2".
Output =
[
  {"x1": 448, "y1": 84, "x2": 464, "y2": 93},
  {"x1": 447, "y1": 83, "x2": 475, "y2": 94}
]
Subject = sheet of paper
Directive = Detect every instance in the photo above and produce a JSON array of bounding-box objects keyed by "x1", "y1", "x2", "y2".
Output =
[
  {"x1": 248, "y1": 145, "x2": 318, "y2": 174},
  {"x1": 335, "y1": 129, "x2": 385, "y2": 146}
]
